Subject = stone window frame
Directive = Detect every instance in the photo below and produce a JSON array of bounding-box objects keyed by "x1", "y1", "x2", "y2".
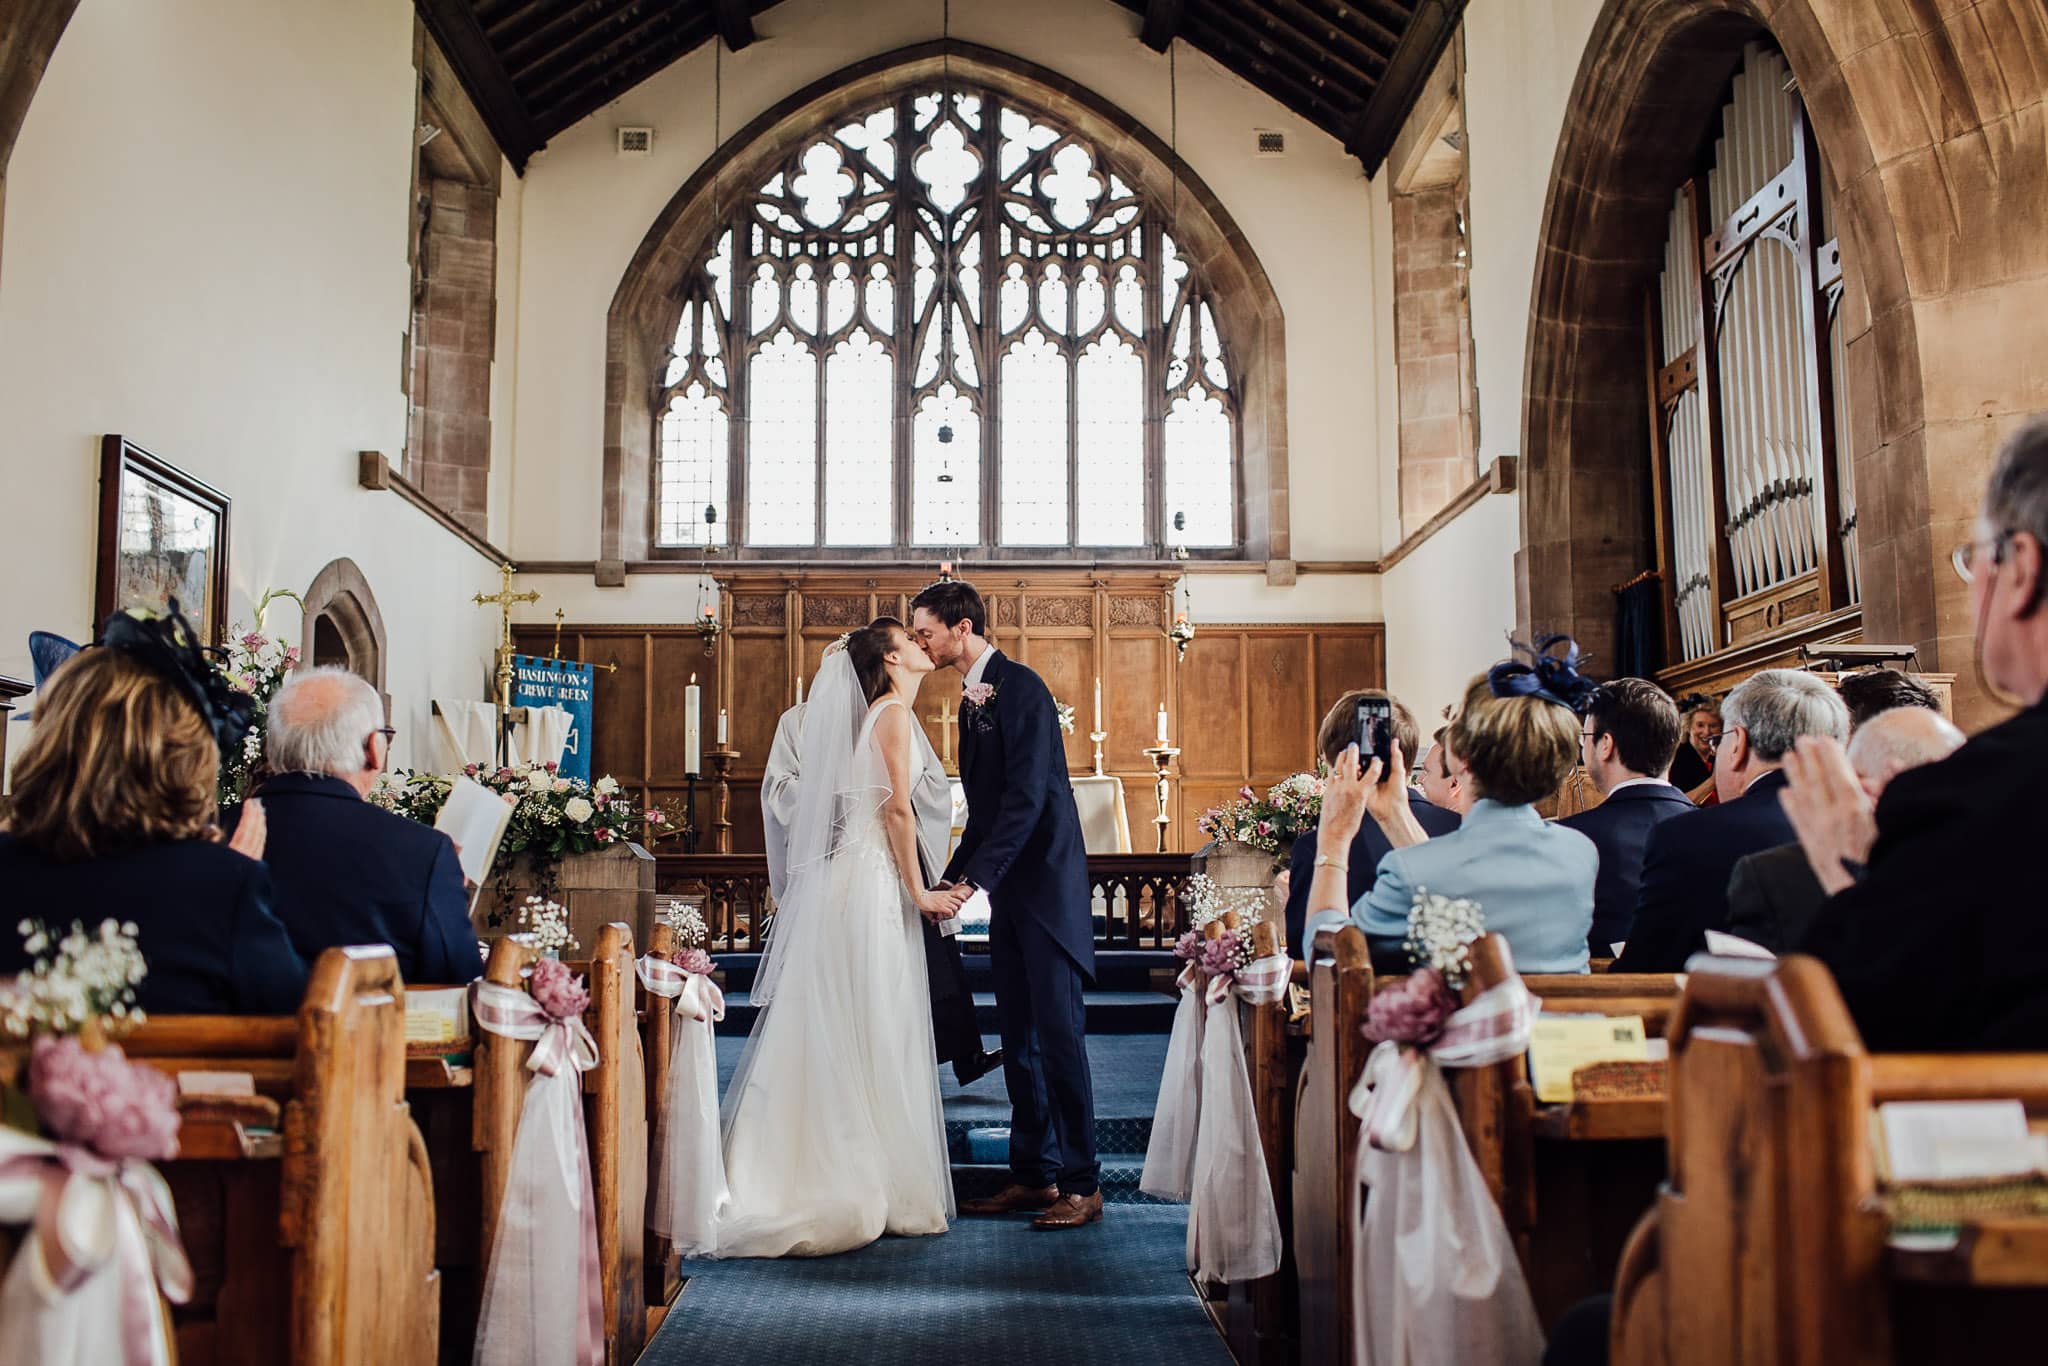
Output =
[
  {"x1": 300, "y1": 557, "x2": 389, "y2": 711},
  {"x1": 600, "y1": 41, "x2": 1291, "y2": 582}
]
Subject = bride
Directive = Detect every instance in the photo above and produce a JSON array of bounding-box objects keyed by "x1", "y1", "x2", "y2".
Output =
[{"x1": 712, "y1": 617, "x2": 966, "y2": 1258}]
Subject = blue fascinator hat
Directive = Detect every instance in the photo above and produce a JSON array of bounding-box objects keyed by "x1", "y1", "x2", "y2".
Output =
[{"x1": 1486, "y1": 634, "x2": 1600, "y2": 715}]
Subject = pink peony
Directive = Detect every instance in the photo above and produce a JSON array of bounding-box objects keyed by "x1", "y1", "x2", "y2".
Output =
[
  {"x1": 529, "y1": 958, "x2": 590, "y2": 1020},
  {"x1": 1199, "y1": 931, "x2": 1241, "y2": 979},
  {"x1": 29, "y1": 1035, "x2": 180, "y2": 1161},
  {"x1": 673, "y1": 947, "x2": 714, "y2": 977},
  {"x1": 545, "y1": 761, "x2": 559, "y2": 773},
  {"x1": 1172, "y1": 930, "x2": 1203, "y2": 962},
  {"x1": 1362, "y1": 967, "x2": 1459, "y2": 1047}
]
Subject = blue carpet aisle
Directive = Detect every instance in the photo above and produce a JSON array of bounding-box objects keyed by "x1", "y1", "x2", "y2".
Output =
[{"x1": 641, "y1": 950, "x2": 1227, "y2": 1364}]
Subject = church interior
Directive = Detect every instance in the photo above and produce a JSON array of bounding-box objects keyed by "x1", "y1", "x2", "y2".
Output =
[{"x1": 2, "y1": 0, "x2": 2046, "y2": 1362}]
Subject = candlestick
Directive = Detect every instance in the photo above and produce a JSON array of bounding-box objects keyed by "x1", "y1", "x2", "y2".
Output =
[
  {"x1": 1142, "y1": 744, "x2": 1180, "y2": 854},
  {"x1": 1088, "y1": 728, "x2": 1107, "y2": 777},
  {"x1": 709, "y1": 748, "x2": 739, "y2": 853},
  {"x1": 685, "y1": 673, "x2": 702, "y2": 776},
  {"x1": 1156, "y1": 703, "x2": 1169, "y2": 745},
  {"x1": 717, "y1": 707, "x2": 728, "y2": 745}
]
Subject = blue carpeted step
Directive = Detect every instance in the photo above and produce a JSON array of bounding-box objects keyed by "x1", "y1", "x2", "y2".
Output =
[
  {"x1": 713, "y1": 948, "x2": 1177, "y2": 995},
  {"x1": 944, "y1": 1114, "x2": 1154, "y2": 1162},
  {"x1": 716, "y1": 989, "x2": 1175, "y2": 1035},
  {"x1": 949, "y1": 1158, "x2": 1181, "y2": 1208}
]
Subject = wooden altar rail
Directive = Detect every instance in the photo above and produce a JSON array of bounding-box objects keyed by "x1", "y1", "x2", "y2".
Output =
[{"x1": 656, "y1": 852, "x2": 1194, "y2": 951}]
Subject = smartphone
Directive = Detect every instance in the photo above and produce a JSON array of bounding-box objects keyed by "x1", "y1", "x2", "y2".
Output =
[{"x1": 1355, "y1": 697, "x2": 1394, "y2": 783}]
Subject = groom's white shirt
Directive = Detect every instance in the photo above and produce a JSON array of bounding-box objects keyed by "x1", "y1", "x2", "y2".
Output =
[
  {"x1": 963, "y1": 641, "x2": 994, "y2": 691},
  {"x1": 761, "y1": 699, "x2": 951, "y2": 901}
]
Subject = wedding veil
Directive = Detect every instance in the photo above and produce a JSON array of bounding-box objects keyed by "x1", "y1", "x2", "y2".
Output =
[{"x1": 749, "y1": 649, "x2": 893, "y2": 1008}]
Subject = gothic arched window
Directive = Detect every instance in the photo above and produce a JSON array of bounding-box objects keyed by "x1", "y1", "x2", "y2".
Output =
[{"x1": 655, "y1": 86, "x2": 1239, "y2": 556}]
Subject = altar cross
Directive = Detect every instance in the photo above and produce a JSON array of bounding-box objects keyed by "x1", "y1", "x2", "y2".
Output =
[
  {"x1": 473, "y1": 562, "x2": 540, "y2": 766},
  {"x1": 927, "y1": 698, "x2": 959, "y2": 774}
]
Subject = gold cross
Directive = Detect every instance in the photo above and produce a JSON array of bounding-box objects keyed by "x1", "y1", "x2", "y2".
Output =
[
  {"x1": 473, "y1": 564, "x2": 541, "y2": 763},
  {"x1": 926, "y1": 698, "x2": 958, "y2": 774}
]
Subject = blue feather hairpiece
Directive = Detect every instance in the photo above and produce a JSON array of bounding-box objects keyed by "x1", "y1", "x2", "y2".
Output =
[
  {"x1": 1486, "y1": 634, "x2": 1600, "y2": 715},
  {"x1": 99, "y1": 599, "x2": 257, "y2": 760}
]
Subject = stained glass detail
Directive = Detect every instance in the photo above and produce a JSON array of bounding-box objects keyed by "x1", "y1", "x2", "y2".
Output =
[{"x1": 653, "y1": 86, "x2": 1239, "y2": 553}]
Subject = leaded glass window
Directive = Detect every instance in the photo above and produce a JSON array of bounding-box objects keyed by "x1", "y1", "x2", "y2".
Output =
[{"x1": 654, "y1": 87, "x2": 1241, "y2": 554}]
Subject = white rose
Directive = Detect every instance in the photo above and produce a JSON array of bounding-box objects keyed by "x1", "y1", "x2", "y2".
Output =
[
  {"x1": 595, "y1": 776, "x2": 619, "y2": 795},
  {"x1": 564, "y1": 796, "x2": 594, "y2": 823},
  {"x1": 527, "y1": 770, "x2": 551, "y2": 792}
]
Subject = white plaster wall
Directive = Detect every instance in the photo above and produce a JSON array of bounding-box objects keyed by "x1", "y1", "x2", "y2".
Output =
[
  {"x1": 1381, "y1": 491, "x2": 1522, "y2": 726},
  {"x1": 0, "y1": 0, "x2": 498, "y2": 770},
  {"x1": 506, "y1": 0, "x2": 1382, "y2": 583}
]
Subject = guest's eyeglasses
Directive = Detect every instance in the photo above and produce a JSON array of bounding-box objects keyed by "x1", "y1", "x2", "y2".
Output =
[
  {"x1": 372, "y1": 726, "x2": 398, "y2": 747},
  {"x1": 1952, "y1": 530, "x2": 2014, "y2": 584}
]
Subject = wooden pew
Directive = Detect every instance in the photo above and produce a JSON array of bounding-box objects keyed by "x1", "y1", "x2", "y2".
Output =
[
  {"x1": 118, "y1": 945, "x2": 439, "y2": 1366},
  {"x1": 1292, "y1": 924, "x2": 1372, "y2": 1366},
  {"x1": 574, "y1": 923, "x2": 650, "y2": 1366},
  {"x1": 1612, "y1": 955, "x2": 2048, "y2": 1366},
  {"x1": 639, "y1": 920, "x2": 684, "y2": 1321},
  {"x1": 1222, "y1": 975, "x2": 1301, "y2": 1366}
]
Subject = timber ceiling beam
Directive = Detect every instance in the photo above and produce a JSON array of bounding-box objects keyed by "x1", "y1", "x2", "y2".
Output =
[
  {"x1": 1343, "y1": 0, "x2": 1463, "y2": 176},
  {"x1": 714, "y1": 0, "x2": 756, "y2": 53},
  {"x1": 1139, "y1": 0, "x2": 1184, "y2": 54},
  {"x1": 417, "y1": 0, "x2": 544, "y2": 172}
]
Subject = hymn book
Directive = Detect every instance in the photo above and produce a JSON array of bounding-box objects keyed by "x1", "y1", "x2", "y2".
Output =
[
  {"x1": 1527, "y1": 1012, "x2": 1651, "y2": 1104},
  {"x1": 436, "y1": 775, "x2": 515, "y2": 912},
  {"x1": 1874, "y1": 1100, "x2": 2048, "y2": 1183}
]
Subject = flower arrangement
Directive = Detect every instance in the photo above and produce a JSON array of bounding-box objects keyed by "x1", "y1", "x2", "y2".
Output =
[
  {"x1": 1195, "y1": 771, "x2": 1324, "y2": 857},
  {"x1": 515, "y1": 896, "x2": 577, "y2": 956},
  {"x1": 659, "y1": 899, "x2": 710, "y2": 950},
  {"x1": 2, "y1": 918, "x2": 149, "y2": 1038},
  {"x1": 527, "y1": 958, "x2": 590, "y2": 1021},
  {"x1": 1362, "y1": 968, "x2": 1460, "y2": 1047},
  {"x1": 1403, "y1": 889, "x2": 1485, "y2": 988},
  {"x1": 1184, "y1": 873, "x2": 1269, "y2": 934},
  {"x1": 1054, "y1": 700, "x2": 1076, "y2": 735},
  {"x1": 214, "y1": 588, "x2": 304, "y2": 805}
]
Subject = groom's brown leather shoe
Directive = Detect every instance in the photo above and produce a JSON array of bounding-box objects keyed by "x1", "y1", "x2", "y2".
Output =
[
  {"x1": 1031, "y1": 1190, "x2": 1104, "y2": 1230},
  {"x1": 960, "y1": 1183, "x2": 1057, "y2": 1215}
]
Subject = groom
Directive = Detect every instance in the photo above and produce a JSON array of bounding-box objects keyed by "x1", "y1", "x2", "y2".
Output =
[{"x1": 911, "y1": 580, "x2": 1102, "y2": 1229}]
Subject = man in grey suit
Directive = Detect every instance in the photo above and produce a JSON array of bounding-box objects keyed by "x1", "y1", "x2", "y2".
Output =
[{"x1": 1725, "y1": 704, "x2": 1962, "y2": 952}]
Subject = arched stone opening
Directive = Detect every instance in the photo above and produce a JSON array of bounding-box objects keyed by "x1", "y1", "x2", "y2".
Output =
[
  {"x1": 301, "y1": 557, "x2": 389, "y2": 703},
  {"x1": 599, "y1": 40, "x2": 1291, "y2": 578},
  {"x1": 1518, "y1": 0, "x2": 2047, "y2": 725},
  {"x1": 0, "y1": 0, "x2": 82, "y2": 285}
]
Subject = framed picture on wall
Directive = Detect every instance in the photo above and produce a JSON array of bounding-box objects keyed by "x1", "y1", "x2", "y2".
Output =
[{"x1": 94, "y1": 435, "x2": 231, "y2": 645}]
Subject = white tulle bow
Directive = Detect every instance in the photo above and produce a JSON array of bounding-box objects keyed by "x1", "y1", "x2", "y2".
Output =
[{"x1": 635, "y1": 955, "x2": 730, "y2": 1254}]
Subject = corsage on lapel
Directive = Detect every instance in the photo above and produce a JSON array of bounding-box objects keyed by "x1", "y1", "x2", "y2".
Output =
[{"x1": 961, "y1": 681, "x2": 1000, "y2": 735}]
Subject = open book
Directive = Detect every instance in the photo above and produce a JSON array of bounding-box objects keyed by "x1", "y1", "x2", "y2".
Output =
[{"x1": 435, "y1": 775, "x2": 514, "y2": 917}]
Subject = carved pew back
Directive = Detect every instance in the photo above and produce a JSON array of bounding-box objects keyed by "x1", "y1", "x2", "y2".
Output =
[
  {"x1": 1292, "y1": 925, "x2": 1372, "y2": 1366},
  {"x1": 565, "y1": 923, "x2": 649, "y2": 1366},
  {"x1": 1222, "y1": 972, "x2": 1300, "y2": 1366},
  {"x1": 639, "y1": 920, "x2": 681, "y2": 1316},
  {"x1": 120, "y1": 946, "x2": 438, "y2": 1366},
  {"x1": 1613, "y1": 956, "x2": 2048, "y2": 1366}
]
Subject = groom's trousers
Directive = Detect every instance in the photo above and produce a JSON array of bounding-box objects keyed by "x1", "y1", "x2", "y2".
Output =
[{"x1": 989, "y1": 909, "x2": 1099, "y2": 1197}]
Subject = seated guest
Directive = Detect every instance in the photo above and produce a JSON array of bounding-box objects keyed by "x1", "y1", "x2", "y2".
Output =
[
  {"x1": 1560, "y1": 679, "x2": 1693, "y2": 957},
  {"x1": 0, "y1": 609, "x2": 308, "y2": 1013},
  {"x1": 1726, "y1": 706, "x2": 1962, "y2": 953},
  {"x1": 1789, "y1": 416, "x2": 2048, "y2": 1050},
  {"x1": 1610, "y1": 669, "x2": 1849, "y2": 972},
  {"x1": 1836, "y1": 667, "x2": 1943, "y2": 730},
  {"x1": 1415, "y1": 725, "x2": 1469, "y2": 814},
  {"x1": 1305, "y1": 649, "x2": 1598, "y2": 974},
  {"x1": 1284, "y1": 690, "x2": 1459, "y2": 961},
  {"x1": 246, "y1": 668, "x2": 482, "y2": 985},
  {"x1": 1667, "y1": 696, "x2": 1720, "y2": 797}
]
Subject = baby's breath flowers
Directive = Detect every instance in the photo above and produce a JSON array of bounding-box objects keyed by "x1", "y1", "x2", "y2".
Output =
[
  {"x1": 2, "y1": 918, "x2": 149, "y2": 1037},
  {"x1": 515, "y1": 896, "x2": 578, "y2": 955},
  {"x1": 1403, "y1": 890, "x2": 1485, "y2": 988},
  {"x1": 659, "y1": 899, "x2": 710, "y2": 950}
]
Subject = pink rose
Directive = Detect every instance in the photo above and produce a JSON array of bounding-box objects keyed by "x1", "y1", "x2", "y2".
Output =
[
  {"x1": 1362, "y1": 967, "x2": 1459, "y2": 1047},
  {"x1": 963, "y1": 682, "x2": 994, "y2": 707},
  {"x1": 464, "y1": 763, "x2": 481, "y2": 776},
  {"x1": 552, "y1": 779, "x2": 571, "y2": 793},
  {"x1": 239, "y1": 631, "x2": 267, "y2": 651},
  {"x1": 1172, "y1": 930, "x2": 1203, "y2": 963},
  {"x1": 673, "y1": 947, "x2": 714, "y2": 977},
  {"x1": 529, "y1": 958, "x2": 590, "y2": 1020},
  {"x1": 545, "y1": 761, "x2": 559, "y2": 773},
  {"x1": 646, "y1": 810, "x2": 666, "y2": 824},
  {"x1": 595, "y1": 828, "x2": 615, "y2": 843},
  {"x1": 29, "y1": 1035, "x2": 181, "y2": 1161}
]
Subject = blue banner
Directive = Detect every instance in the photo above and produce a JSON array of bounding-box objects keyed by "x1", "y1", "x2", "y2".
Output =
[{"x1": 511, "y1": 654, "x2": 595, "y2": 783}]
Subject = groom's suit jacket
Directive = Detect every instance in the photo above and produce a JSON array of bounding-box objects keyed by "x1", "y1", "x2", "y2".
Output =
[{"x1": 943, "y1": 649, "x2": 1096, "y2": 978}]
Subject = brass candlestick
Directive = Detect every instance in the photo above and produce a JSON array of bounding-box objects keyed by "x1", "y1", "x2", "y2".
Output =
[
  {"x1": 1089, "y1": 729, "x2": 1107, "y2": 776},
  {"x1": 708, "y1": 748, "x2": 739, "y2": 854},
  {"x1": 1141, "y1": 744, "x2": 1180, "y2": 853}
]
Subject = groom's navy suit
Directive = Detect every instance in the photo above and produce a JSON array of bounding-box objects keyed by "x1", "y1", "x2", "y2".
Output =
[{"x1": 944, "y1": 648, "x2": 1100, "y2": 1197}]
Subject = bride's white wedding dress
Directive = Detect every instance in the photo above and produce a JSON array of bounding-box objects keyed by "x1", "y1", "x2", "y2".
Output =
[{"x1": 712, "y1": 674, "x2": 953, "y2": 1258}]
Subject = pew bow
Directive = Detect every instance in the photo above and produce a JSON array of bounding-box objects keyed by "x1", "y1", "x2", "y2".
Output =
[
  {"x1": 471, "y1": 981, "x2": 605, "y2": 1366},
  {"x1": 1142, "y1": 953, "x2": 1293, "y2": 1284},
  {"x1": 0, "y1": 1127, "x2": 190, "y2": 1366},
  {"x1": 1351, "y1": 977, "x2": 1535, "y2": 1153},
  {"x1": 636, "y1": 954, "x2": 730, "y2": 1254}
]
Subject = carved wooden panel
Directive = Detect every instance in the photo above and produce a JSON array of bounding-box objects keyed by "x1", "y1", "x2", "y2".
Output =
[
  {"x1": 1025, "y1": 596, "x2": 1093, "y2": 628},
  {"x1": 802, "y1": 594, "x2": 868, "y2": 627},
  {"x1": 1108, "y1": 595, "x2": 1162, "y2": 627},
  {"x1": 1104, "y1": 634, "x2": 1166, "y2": 774},
  {"x1": 1022, "y1": 637, "x2": 1095, "y2": 771},
  {"x1": 727, "y1": 634, "x2": 788, "y2": 766},
  {"x1": 1314, "y1": 631, "x2": 1389, "y2": 733},
  {"x1": 730, "y1": 595, "x2": 786, "y2": 627},
  {"x1": 647, "y1": 635, "x2": 696, "y2": 775},
  {"x1": 1249, "y1": 635, "x2": 1313, "y2": 775},
  {"x1": 990, "y1": 594, "x2": 1021, "y2": 628},
  {"x1": 1179, "y1": 634, "x2": 1245, "y2": 781},
  {"x1": 591, "y1": 634, "x2": 648, "y2": 782}
]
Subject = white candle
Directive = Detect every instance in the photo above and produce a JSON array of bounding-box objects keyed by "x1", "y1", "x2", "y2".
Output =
[
  {"x1": 795, "y1": 674, "x2": 804, "y2": 705},
  {"x1": 685, "y1": 674, "x2": 701, "y2": 775},
  {"x1": 717, "y1": 707, "x2": 728, "y2": 745},
  {"x1": 1093, "y1": 676, "x2": 1102, "y2": 731},
  {"x1": 1156, "y1": 703, "x2": 1169, "y2": 744}
]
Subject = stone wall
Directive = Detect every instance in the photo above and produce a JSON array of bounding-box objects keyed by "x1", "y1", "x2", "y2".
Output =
[
  {"x1": 407, "y1": 175, "x2": 496, "y2": 535},
  {"x1": 1392, "y1": 183, "x2": 1478, "y2": 535}
]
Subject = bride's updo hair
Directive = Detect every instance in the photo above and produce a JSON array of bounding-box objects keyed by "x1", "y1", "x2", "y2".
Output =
[{"x1": 846, "y1": 617, "x2": 906, "y2": 704}]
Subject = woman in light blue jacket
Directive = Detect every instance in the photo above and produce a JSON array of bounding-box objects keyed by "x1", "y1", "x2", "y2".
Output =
[{"x1": 1304, "y1": 651, "x2": 1598, "y2": 974}]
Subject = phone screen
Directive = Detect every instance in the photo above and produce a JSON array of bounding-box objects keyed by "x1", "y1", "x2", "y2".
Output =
[{"x1": 1355, "y1": 698, "x2": 1394, "y2": 782}]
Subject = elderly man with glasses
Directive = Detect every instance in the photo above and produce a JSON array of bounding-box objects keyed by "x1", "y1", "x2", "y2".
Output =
[
  {"x1": 1784, "y1": 416, "x2": 2048, "y2": 1051},
  {"x1": 230, "y1": 666, "x2": 483, "y2": 986}
]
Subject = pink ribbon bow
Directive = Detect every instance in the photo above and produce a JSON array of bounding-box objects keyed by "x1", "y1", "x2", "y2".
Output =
[
  {"x1": 635, "y1": 954, "x2": 726, "y2": 1023},
  {"x1": 0, "y1": 1130, "x2": 192, "y2": 1366},
  {"x1": 1350, "y1": 977, "x2": 1536, "y2": 1153}
]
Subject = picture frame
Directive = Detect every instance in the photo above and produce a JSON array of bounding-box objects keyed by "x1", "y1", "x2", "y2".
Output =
[{"x1": 94, "y1": 435, "x2": 231, "y2": 645}]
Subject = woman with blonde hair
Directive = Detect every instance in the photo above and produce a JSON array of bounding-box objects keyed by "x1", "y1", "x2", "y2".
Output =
[
  {"x1": 1302, "y1": 639, "x2": 1599, "y2": 973},
  {"x1": 0, "y1": 608, "x2": 307, "y2": 1013}
]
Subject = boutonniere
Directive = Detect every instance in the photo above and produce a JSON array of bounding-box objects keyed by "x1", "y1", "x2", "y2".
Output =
[{"x1": 962, "y1": 681, "x2": 999, "y2": 734}]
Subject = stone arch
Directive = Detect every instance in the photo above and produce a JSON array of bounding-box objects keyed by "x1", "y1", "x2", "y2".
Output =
[
  {"x1": 301, "y1": 557, "x2": 388, "y2": 699},
  {"x1": 600, "y1": 39, "x2": 1291, "y2": 577},
  {"x1": 1517, "y1": 0, "x2": 2048, "y2": 726},
  {"x1": 0, "y1": 0, "x2": 83, "y2": 284}
]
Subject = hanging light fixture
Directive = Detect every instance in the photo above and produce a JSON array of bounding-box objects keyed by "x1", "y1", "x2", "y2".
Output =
[{"x1": 936, "y1": 0, "x2": 958, "y2": 451}]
